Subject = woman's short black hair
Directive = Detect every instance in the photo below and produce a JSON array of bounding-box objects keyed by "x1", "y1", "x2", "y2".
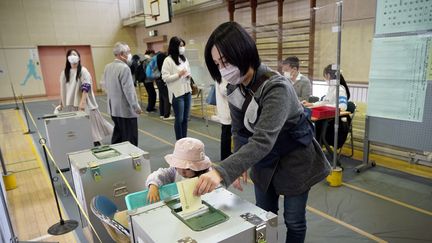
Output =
[
  {"x1": 204, "y1": 21, "x2": 261, "y2": 83},
  {"x1": 323, "y1": 64, "x2": 351, "y2": 100},
  {"x1": 168, "y1": 36, "x2": 186, "y2": 65}
]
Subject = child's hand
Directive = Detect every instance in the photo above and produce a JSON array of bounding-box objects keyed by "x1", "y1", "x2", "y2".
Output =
[{"x1": 147, "y1": 184, "x2": 160, "y2": 204}]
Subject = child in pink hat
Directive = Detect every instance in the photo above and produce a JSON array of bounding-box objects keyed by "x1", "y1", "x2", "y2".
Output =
[{"x1": 146, "y1": 137, "x2": 212, "y2": 203}]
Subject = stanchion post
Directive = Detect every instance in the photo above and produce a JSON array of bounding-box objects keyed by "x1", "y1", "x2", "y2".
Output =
[
  {"x1": 21, "y1": 95, "x2": 34, "y2": 135},
  {"x1": 1, "y1": 147, "x2": 17, "y2": 191},
  {"x1": 0, "y1": 148, "x2": 7, "y2": 176},
  {"x1": 10, "y1": 82, "x2": 19, "y2": 110},
  {"x1": 40, "y1": 139, "x2": 78, "y2": 235},
  {"x1": 0, "y1": 174, "x2": 19, "y2": 243}
]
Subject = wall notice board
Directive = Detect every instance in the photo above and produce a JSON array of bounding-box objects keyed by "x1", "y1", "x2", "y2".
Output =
[{"x1": 366, "y1": 0, "x2": 432, "y2": 152}]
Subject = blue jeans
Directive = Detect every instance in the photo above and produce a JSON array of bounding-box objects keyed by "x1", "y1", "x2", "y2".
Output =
[
  {"x1": 254, "y1": 184, "x2": 309, "y2": 243},
  {"x1": 172, "y1": 92, "x2": 191, "y2": 140}
]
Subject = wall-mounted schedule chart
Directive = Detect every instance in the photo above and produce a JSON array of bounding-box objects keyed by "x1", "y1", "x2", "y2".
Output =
[
  {"x1": 367, "y1": 35, "x2": 431, "y2": 122},
  {"x1": 376, "y1": 0, "x2": 432, "y2": 35},
  {"x1": 359, "y1": 0, "x2": 432, "y2": 171}
]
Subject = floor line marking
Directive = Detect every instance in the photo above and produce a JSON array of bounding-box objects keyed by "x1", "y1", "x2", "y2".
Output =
[
  {"x1": 139, "y1": 127, "x2": 175, "y2": 147},
  {"x1": 0, "y1": 130, "x2": 24, "y2": 135},
  {"x1": 100, "y1": 111, "x2": 175, "y2": 147},
  {"x1": 98, "y1": 97, "x2": 220, "y2": 142},
  {"x1": 145, "y1": 114, "x2": 220, "y2": 142},
  {"x1": 342, "y1": 182, "x2": 432, "y2": 217},
  {"x1": 7, "y1": 158, "x2": 37, "y2": 165},
  {"x1": 14, "y1": 167, "x2": 40, "y2": 173},
  {"x1": 29, "y1": 233, "x2": 52, "y2": 241},
  {"x1": 306, "y1": 206, "x2": 388, "y2": 243}
]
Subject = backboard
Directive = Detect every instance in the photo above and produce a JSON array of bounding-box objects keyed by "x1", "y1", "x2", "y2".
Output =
[{"x1": 144, "y1": 0, "x2": 171, "y2": 27}]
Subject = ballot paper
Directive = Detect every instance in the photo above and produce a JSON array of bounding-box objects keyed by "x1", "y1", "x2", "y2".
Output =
[{"x1": 176, "y1": 177, "x2": 203, "y2": 214}]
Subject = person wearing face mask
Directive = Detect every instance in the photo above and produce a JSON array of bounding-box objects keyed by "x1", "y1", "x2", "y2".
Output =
[
  {"x1": 301, "y1": 64, "x2": 350, "y2": 111},
  {"x1": 302, "y1": 64, "x2": 351, "y2": 159},
  {"x1": 59, "y1": 49, "x2": 113, "y2": 146},
  {"x1": 194, "y1": 22, "x2": 331, "y2": 243},
  {"x1": 103, "y1": 42, "x2": 142, "y2": 146},
  {"x1": 161, "y1": 36, "x2": 192, "y2": 140},
  {"x1": 282, "y1": 56, "x2": 311, "y2": 101}
]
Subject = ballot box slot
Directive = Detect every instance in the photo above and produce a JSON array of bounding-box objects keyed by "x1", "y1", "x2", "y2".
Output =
[
  {"x1": 164, "y1": 196, "x2": 229, "y2": 232},
  {"x1": 91, "y1": 146, "x2": 121, "y2": 159}
]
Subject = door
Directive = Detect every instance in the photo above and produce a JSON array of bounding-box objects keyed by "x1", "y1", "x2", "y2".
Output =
[
  {"x1": 147, "y1": 42, "x2": 165, "y2": 53},
  {"x1": 38, "y1": 46, "x2": 97, "y2": 97}
]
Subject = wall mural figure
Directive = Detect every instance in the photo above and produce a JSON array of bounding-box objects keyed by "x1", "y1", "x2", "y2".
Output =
[{"x1": 20, "y1": 59, "x2": 41, "y2": 86}]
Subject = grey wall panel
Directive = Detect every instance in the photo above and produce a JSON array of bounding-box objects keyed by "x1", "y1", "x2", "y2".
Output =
[{"x1": 369, "y1": 81, "x2": 432, "y2": 152}]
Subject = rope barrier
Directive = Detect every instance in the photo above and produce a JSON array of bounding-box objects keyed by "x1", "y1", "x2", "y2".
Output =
[{"x1": 23, "y1": 99, "x2": 102, "y2": 243}]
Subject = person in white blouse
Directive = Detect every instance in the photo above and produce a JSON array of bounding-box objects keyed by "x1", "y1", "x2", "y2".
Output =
[
  {"x1": 59, "y1": 49, "x2": 113, "y2": 146},
  {"x1": 302, "y1": 64, "x2": 350, "y2": 111},
  {"x1": 161, "y1": 36, "x2": 192, "y2": 140},
  {"x1": 302, "y1": 64, "x2": 351, "y2": 154},
  {"x1": 214, "y1": 78, "x2": 232, "y2": 160}
]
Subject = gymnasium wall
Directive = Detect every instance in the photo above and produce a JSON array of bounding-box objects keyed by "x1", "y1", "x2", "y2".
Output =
[
  {"x1": 135, "y1": 0, "x2": 375, "y2": 84},
  {"x1": 0, "y1": 0, "x2": 136, "y2": 99}
]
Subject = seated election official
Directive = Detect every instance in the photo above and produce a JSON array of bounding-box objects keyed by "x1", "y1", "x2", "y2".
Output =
[{"x1": 302, "y1": 64, "x2": 351, "y2": 151}]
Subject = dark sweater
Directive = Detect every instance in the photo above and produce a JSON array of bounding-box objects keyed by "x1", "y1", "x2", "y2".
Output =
[{"x1": 214, "y1": 64, "x2": 330, "y2": 195}]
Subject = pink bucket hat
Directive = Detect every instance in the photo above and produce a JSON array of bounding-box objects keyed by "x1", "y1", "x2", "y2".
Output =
[{"x1": 164, "y1": 137, "x2": 212, "y2": 171}]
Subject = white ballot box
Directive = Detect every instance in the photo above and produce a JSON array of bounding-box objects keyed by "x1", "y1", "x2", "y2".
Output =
[
  {"x1": 43, "y1": 111, "x2": 93, "y2": 177},
  {"x1": 128, "y1": 187, "x2": 278, "y2": 243},
  {"x1": 68, "y1": 142, "x2": 151, "y2": 243}
]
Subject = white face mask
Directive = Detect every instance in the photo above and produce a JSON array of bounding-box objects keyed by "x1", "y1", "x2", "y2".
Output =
[
  {"x1": 219, "y1": 64, "x2": 243, "y2": 85},
  {"x1": 68, "y1": 55, "x2": 79, "y2": 65},
  {"x1": 283, "y1": 71, "x2": 291, "y2": 79},
  {"x1": 179, "y1": 46, "x2": 185, "y2": 55},
  {"x1": 126, "y1": 53, "x2": 132, "y2": 64}
]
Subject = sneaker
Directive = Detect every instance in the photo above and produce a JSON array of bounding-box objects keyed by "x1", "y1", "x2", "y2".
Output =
[
  {"x1": 159, "y1": 116, "x2": 164, "y2": 119},
  {"x1": 163, "y1": 116, "x2": 175, "y2": 121}
]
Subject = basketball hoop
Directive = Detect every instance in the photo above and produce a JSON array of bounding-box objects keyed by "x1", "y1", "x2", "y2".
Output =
[{"x1": 143, "y1": 0, "x2": 171, "y2": 28}]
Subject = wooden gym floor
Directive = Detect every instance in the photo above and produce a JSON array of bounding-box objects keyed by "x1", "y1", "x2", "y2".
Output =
[{"x1": 0, "y1": 108, "x2": 77, "y2": 242}]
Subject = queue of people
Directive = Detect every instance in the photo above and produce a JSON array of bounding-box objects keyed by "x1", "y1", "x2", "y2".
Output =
[{"x1": 58, "y1": 22, "x2": 352, "y2": 243}]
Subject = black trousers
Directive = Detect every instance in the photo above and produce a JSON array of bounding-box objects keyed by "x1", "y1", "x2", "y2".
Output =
[
  {"x1": 155, "y1": 79, "x2": 171, "y2": 117},
  {"x1": 111, "y1": 116, "x2": 138, "y2": 146},
  {"x1": 221, "y1": 124, "x2": 232, "y2": 160},
  {"x1": 143, "y1": 81, "x2": 156, "y2": 112}
]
